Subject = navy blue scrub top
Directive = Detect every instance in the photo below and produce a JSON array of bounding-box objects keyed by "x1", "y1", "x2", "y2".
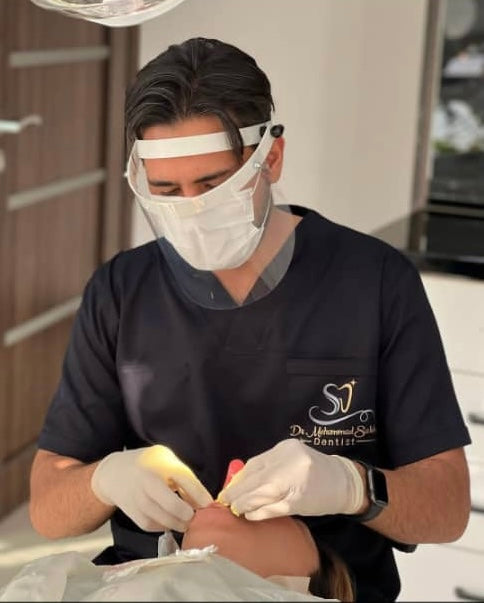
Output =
[{"x1": 38, "y1": 206, "x2": 471, "y2": 601}]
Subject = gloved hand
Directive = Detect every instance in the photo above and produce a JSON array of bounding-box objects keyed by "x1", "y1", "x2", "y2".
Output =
[
  {"x1": 91, "y1": 445, "x2": 213, "y2": 532},
  {"x1": 217, "y1": 438, "x2": 365, "y2": 521}
]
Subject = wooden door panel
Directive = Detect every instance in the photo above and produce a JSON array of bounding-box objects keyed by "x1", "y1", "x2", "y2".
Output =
[
  {"x1": 5, "y1": 0, "x2": 105, "y2": 51},
  {"x1": 0, "y1": 370, "x2": 6, "y2": 463},
  {"x1": 3, "y1": 319, "x2": 74, "y2": 460},
  {"x1": 0, "y1": 0, "x2": 136, "y2": 518},
  {"x1": 5, "y1": 62, "x2": 107, "y2": 193},
  {"x1": 9, "y1": 188, "x2": 99, "y2": 326}
]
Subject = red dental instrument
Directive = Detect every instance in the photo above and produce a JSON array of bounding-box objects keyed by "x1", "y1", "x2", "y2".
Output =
[{"x1": 223, "y1": 458, "x2": 245, "y2": 489}]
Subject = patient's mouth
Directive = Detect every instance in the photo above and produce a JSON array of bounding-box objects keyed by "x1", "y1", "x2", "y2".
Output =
[
  {"x1": 190, "y1": 501, "x2": 235, "y2": 527},
  {"x1": 194, "y1": 502, "x2": 230, "y2": 517},
  {"x1": 206, "y1": 502, "x2": 225, "y2": 510}
]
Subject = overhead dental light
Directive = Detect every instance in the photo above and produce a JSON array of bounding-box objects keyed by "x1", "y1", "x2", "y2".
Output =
[{"x1": 29, "y1": 0, "x2": 186, "y2": 27}]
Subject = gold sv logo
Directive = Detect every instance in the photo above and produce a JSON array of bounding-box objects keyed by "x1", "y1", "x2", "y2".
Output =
[{"x1": 322, "y1": 380, "x2": 357, "y2": 414}]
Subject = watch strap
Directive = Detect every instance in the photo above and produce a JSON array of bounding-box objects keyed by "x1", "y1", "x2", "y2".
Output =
[{"x1": 352, "y1": 460, "x2": 388, "y2": 522}]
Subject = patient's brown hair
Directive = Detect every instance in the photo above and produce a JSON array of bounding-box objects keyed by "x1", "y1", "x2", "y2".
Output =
[{"x1": 309, "y1": 544, "x2": 355, "y2": 601}]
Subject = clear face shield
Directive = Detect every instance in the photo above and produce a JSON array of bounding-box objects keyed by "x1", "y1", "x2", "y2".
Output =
[{"x1": 126, "y1": 121, "x2": 296, "y2": 310}]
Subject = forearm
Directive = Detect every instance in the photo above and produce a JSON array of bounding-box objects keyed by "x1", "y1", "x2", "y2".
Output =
[
  {"x1": 30, "y1": 450, "x2": 114, "y2": 539},
  {"x1": 356, "y1": 448, "x2": 471, "y2": 544}
]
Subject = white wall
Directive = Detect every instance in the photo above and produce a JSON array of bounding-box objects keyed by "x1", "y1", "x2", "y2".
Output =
[{"x1": 132, "y1": 0, "x2": 427, "y2": 247}]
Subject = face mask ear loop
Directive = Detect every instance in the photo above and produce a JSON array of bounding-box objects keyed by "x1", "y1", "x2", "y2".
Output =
[
  {"x1": 249, "y1": 162, "x2": 266, "y2": 194},
  {"x1": 229, "y1": 159, "x2": 264, "y2": 203},
  {"x1": 252, "y1": 166, "x2": 273, "y2": 230},
  {"x1": 258, "y1": 184, "x2": 273, "y2": 230}
]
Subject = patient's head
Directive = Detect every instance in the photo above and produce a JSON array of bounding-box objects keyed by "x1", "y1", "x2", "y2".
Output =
[
  {"x1": 181, "y1": 502, "x2": 354, "y2": 601},
  {"x1": 182, "y1": 502, "x2": 318, "y2": 578}
]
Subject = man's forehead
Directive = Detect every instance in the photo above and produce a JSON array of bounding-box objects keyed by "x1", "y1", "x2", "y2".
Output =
[{"x1": 143, "y1": 150, "x2": 240, "y2": 184}]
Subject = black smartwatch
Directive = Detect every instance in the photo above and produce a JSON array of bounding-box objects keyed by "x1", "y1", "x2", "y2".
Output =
[{"x1": 352, "y1": 460, "x2": 388, "y2": 522}]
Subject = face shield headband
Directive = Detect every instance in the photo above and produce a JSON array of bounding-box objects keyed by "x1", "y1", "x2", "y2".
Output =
[{"x1": 126, "y1": 121, "x2": 284, "y2": 272}]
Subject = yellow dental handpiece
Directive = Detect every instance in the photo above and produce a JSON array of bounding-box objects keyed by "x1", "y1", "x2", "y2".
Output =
[{"x1": 139, "y1": 445, "x2": 213, "y2": 508}]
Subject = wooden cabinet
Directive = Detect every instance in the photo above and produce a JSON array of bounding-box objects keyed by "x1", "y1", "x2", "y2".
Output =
[{"x1": 396, "y1": 272, "x2": 484, "y2": 601}]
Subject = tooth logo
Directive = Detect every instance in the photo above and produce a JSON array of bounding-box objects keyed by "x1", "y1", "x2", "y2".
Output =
[
  {"x1": 321, "y1": 380, "x2": 356, "y2": 414},
  {"x1": 309, "y1": 379, "x2": 374, "y2": 426}
]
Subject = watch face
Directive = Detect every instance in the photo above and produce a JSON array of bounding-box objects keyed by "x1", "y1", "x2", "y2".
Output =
[{"x1": 370, "y1": 468, "x2": 388, "y2": 506}]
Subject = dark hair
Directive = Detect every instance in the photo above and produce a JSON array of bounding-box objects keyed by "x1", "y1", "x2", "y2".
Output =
[
  {"x1": 309, "y1": 544, "x2": 355, "y2": 601},
  {"x1": 125, "y1": 37, "x2": 274, "y2": 159}
]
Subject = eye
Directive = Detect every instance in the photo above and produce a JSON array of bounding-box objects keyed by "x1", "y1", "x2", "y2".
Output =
[{"x1": 155, "y1": 187, "x2": 180, "y2": 196}]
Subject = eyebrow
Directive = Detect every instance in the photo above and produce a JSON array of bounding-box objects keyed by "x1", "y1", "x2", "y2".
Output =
[{"x1": 148, "y1": 168, "x2": 233, "y2": 187}]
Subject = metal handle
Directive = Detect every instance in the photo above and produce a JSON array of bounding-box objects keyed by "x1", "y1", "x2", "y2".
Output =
[
  {"x1": 454, "y1": 585, "x2": 484, "y2": 601},
  {"x1": 0, "y1": 115, "x2": 43, "y2": 134}
]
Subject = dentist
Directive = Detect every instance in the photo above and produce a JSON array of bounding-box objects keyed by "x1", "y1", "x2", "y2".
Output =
[{"x1": 29, "y1": 37, "x2": 471, "y2": 601}]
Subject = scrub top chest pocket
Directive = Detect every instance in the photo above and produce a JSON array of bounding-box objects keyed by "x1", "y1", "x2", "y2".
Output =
[{"x1": 285, "y1": 358, "x2": 378, "y2": 458}]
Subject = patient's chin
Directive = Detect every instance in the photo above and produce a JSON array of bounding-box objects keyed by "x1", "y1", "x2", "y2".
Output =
[{"x1": 180, "y1": 505, "x2": 318, "y2": 579}]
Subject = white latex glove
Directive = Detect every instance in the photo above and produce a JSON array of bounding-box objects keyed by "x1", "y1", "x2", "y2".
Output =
[
  {"x1": 218, "y1": 438, "x2": 365, "y2": 521},
  {"x1": 91, "y1": 445, "x2": 213, "y2": 532}
]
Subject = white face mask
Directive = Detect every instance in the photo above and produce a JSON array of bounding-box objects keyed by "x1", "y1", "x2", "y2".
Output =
[
  {"x1": 127, "y1": 121, "x2": 276, "y2": 271},
  {"x1": 138, "y1": 169, "x2": 270, "y2": 271}
]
